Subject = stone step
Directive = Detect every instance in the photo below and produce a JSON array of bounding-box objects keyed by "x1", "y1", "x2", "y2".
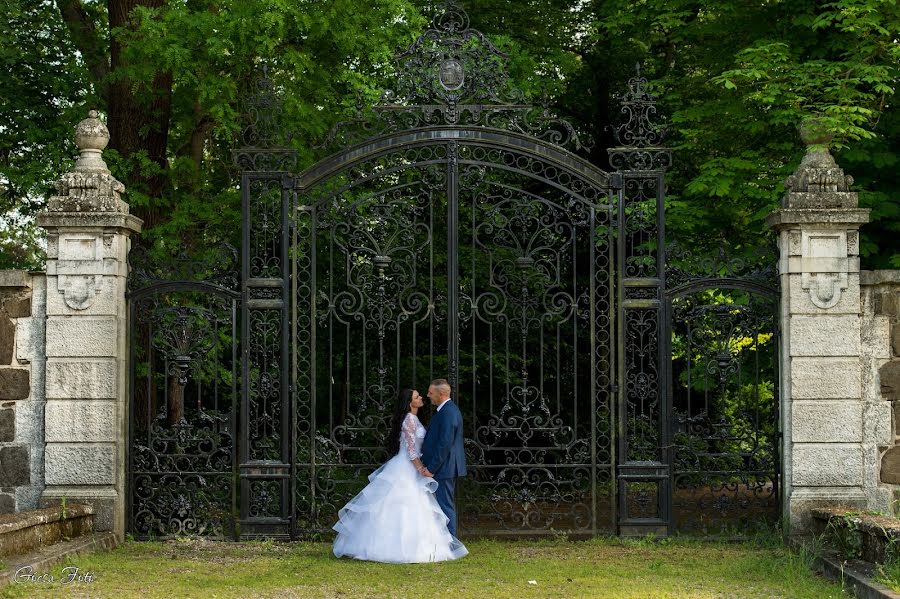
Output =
[
  {"x1": 0, "y1": 530, "x2": 118, "y2": 588},
  {"x1": 0, "y1": 503, "x2": 94, "y2": 559},
  {"x1": 816, "y1": 550, "x2": 900, "y2": 599}
]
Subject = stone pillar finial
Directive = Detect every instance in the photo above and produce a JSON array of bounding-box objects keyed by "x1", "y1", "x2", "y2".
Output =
[
  {"x1": 73, "y1": 110, "x2": 111, "y2": 173},
  {"x1": 782, "y1": 118, "x2": 856, "y2": 209},
  {"x1": 47, "y1": 110, "x2": 127, "y2": 214}
]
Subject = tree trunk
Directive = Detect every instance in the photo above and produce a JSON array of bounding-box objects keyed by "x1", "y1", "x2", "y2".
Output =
[
  {"x1": 58, "y1": 0, "x2": 110, "y2": 90},
  {"x1": 59, "y1": 0, "x2": 174, "y2": 232},
  {"x1": 107, "y1": 0, "x2": 172, "y2": 230},
  {"x1": 167, "y1": 373, "x2": 185, "y2": 427}
]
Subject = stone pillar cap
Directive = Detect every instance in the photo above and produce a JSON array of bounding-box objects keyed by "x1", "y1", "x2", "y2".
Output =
[
  {"x1": 39, "y1": 109, "x2": 141, "y2": 225},
  {"x1": 766, "y1": 118, "x2": 869, "y2": 230}
]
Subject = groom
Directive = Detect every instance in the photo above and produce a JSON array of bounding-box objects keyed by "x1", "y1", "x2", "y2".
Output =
[{"x1": 420, "y1": 378, "x2": 467, "y2": 538}]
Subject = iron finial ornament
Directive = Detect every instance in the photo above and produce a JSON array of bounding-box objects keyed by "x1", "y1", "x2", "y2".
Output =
[
  {"x1": 607, "y1": 63, "x2": 672, "y2": 171},
  {"x1": 233, "y1": 63, "x2": 298, "y2": 171}
]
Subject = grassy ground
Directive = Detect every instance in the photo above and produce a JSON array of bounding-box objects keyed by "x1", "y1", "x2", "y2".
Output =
[{"x1": 0, "y1": 536, "x2": 845, "y2": 599}]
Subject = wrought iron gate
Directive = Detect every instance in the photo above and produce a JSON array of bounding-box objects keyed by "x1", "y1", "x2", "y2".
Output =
[
  {"x1": 664, "y1": 246, "x2": 781, "y2": 535},
  {"x1": 127, "y1": 1, "x2": 781, "y2": 541}
]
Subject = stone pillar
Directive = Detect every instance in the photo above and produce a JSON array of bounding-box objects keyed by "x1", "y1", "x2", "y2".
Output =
[
  {"x1": 35, "y1": 111, "x2": 142, "y2": 540},
  {"x1": 766, "y1": 122, "x2": 886, "y2": 534}
]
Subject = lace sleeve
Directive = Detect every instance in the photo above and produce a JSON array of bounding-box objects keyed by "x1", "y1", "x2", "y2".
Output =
[{"x1": 402, "y1": 414, "x2": 420, "y2": 460}]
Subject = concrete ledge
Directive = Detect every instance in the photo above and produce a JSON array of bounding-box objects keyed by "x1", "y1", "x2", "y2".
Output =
[
  {"x1": 0, "y1": 504, "x2": 94, "y2": 559},
  {"x1": 765, "y1": 207, "x2": 871, "y2": 228},
  {"x1": 0, "y1": 272, "x2": 31, "y2": 289},
  {"x1": 862, "y1": 271, "x2": 900, "y2": 286},
  {"x1": 0, "y1": 531, "x2": 118, "y2": 589},
  {"x1": 35, "y1": 212, "x2": 143, "y2": 233}
]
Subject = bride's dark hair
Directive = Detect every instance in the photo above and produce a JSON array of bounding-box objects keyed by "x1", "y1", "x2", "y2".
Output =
[{"x1": 386, "y1": 388, "x2": 414, "y2": 456}]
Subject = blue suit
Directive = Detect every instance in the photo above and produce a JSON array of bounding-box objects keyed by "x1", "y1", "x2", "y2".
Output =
[{"x1": 421, "y1": 399, "x2": 466, "y2": 537}]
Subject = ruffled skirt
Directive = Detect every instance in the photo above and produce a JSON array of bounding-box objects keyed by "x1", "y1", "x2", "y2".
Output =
[{"x1": 332, "y1": 453, "x2": 468, "y2": 563}]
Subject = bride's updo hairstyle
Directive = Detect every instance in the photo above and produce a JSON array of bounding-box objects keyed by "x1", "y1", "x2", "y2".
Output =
[{"x1": 386, "y1": 388, "x2": 415, "y2": 456}]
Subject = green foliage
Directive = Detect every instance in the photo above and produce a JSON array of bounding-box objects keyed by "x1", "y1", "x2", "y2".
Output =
[
  {"x1": 1, "y1": 0, "x2": 423, "y2": 264},
  {"x1": 823, "y1": 511, "x2": 865, "y2": 559},
  {"x1": 876, "y1": 534, "x2": 900, "y2": 592},
  {"x1": 0, "y1": 0, "x2": 95, "y2": 269},
  {"x1": 579, "y1": 0, "x2": 899, "y2": 263},
  {"x1": 1, "y1": 0, "x2": 898, "y2": 267}
]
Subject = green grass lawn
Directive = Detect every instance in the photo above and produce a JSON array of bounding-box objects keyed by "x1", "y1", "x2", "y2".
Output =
[{"x1": 0, "y1": 536, "x2": 845, "y2": 599}]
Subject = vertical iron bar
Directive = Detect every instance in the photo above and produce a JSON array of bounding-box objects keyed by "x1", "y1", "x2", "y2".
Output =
[
  {"x1": 232, "y1": 299, "x2": 239, "y2": 540},
  {"x1": 126, "y1": 298, "x2": 135, "y2": 538},
  {"x1": 589, "y1": 207, "x2": 597, "y2": 536},
  {"x1": 615, "y1": 182, "x2": 626, "y2": 533},
  {"x1": 446, "y1": 141, "x2": 460, "y2": 532},
  {"x1": 471, "y1": 187, "x2": 476, "y2": 429},
  {"x1": 656, "y1": 171, "x2": 671, "y2": 532},
  {"x1": 310, "y1": 206, "x2": 318, "y2": 530},
  {"x1": 774, "y1": 318, "x2": 781, "y2": 511},
  {"x1": 240, "y1": 173, "x2": 251, "y2": 526},
  {"x1": 606, "y1": 190, "x2": 617, "y2": 533},
  {"x1": 329, "y1": 237, "x2": 334, "y2": 440},
  {"x1": 280, "y1": 176, "x2": 291, "y2": 530},
  {"x1": 663, "y1": 295, "x2": 675, "y2": 534},
  {"x1": 289, "y1": 188, "x2": 297, "y2": 540},
  {"x1": 447, "y1": 141, "x2": 459, "y2": 393}
]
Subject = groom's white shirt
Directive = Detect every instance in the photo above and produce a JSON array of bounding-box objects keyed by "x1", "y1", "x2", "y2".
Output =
[{"x1": 436, "y1": 398, "x2": 451, "y2": 412}]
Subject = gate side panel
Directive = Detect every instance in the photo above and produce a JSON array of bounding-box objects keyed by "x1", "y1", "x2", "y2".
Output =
[
  {"x1": 240, "y1": 173, "x2": 292, "y2": 539},
  {"x1": 127, "y1": 249, "x2": 241, "y2": 540},
  {"x1": 615, "y1": 172, "x2": 669, "y2": 537},
  {"x1": 664, "y1": 273, "x2": 781, "y2": 535}
]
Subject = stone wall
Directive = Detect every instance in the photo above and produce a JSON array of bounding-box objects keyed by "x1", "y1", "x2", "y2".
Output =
[
  {"x1": 865, "y1": 271, "x2": 900, "y2": 513},
  {"x1": 0, "y1": 111, "x2": 140, "y2": 544},
  {"x1": 0, "y1": 271, "x2": 46, "y2": 514}
]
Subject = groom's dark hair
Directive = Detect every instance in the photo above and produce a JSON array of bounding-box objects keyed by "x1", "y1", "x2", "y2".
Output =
[{"x1": 430, "y1": 378, "x2": 451, "y2": 395}]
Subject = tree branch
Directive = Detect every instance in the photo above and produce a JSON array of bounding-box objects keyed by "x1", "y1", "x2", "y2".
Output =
[{"x1": 58, "y1": 0, "x2": 110, "y2": 96}]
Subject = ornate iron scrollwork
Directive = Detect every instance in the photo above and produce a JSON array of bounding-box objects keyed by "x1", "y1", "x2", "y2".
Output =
[
  {"x1": 664, "y1": 242, "x2": 780, "y2": 534},
  {"x1": 127, "y1": 244, "x2": 240, "y2": 539},
  {"x1": 233, "y1": 65, "x2": 298, "y2": 172},
  {"x1": 316, "y1": 1, "x2": 590, "y2": 152},
  {"x1": 127, "y1": 242, "x2": 239, "y2": 293},
  {"x1": 607, "y1": 64, "x2": 673, "y2": 171},
  {"x1": 665, "y1": 240, "x2": 779, "y2": 291}
]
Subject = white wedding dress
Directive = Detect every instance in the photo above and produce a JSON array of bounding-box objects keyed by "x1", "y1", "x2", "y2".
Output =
[{"x1": 332, "y1": 412, "x2": 468, "y2": 563}]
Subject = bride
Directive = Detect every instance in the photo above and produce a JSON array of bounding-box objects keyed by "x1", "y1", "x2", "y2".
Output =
[{"x1": 332, "y1": 388, "x2": 468, "y2": 563}]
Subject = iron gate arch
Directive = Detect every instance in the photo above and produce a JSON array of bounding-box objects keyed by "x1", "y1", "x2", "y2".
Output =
[
  {"x1": 288, "y1": 128, "x2": 616, "y2": 537},
  {"x1": 235, "y1": 1, "x2": 643, "y2": 539},
  {"x1": 126, "y1": 0, "x2": 782, "y2": 541}
]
